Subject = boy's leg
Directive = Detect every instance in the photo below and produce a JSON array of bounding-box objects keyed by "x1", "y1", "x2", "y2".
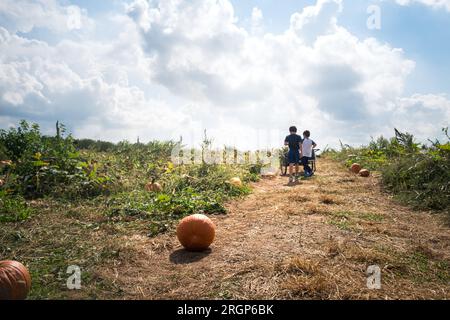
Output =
[
  {"x1": 294, "y1": 163, "x2": 300, "y2": 181},
  {"x1": 302, "y1": 157, "x2": 312, "y2": 176},
  {"x1": 289, "y1": 164, "x2": 295, "y2": 182},
  {"x1": 288, "y1": 150, "x2": 296, "y2": 182},
  {"x1": 294, "y1": 151, "x2": 300, "y2": 181},
  {"x1": 306, "y1": 159, "x2": 312, "y2": 175}
]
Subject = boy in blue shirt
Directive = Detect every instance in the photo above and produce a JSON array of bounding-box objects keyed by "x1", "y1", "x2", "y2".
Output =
[
  {"x1": 300, "y1": 130, "x2": 317, "y2": 178},
  {"x1": 284, "y1": 126, "x2": 303, "y2": 183}
]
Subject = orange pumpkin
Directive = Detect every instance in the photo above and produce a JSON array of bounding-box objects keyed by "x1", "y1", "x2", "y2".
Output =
[
  {"x1": 0, "y1": 260, "x2": 32, "y2": 300},
  {"x1": 145, "y1": 182, "x2": 162, "y2": 192},
  {"x1": 351, "y1": 163, "x2": 362, "y2": 174},
  {"x1": 229, "y1": 177, "x2": 242, "y2": 187},
  {"x1": 262, "y1": 172, "x2": 276, "y2": 179},
  {"x1": 359, "y1": 169, "x2": 370, "y2": 177},
  {"x1": 177, "y1": 214, "x2": 216, "y2": 252}
]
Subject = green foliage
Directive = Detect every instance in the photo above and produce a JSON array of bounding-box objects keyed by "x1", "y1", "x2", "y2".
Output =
[
  {"x1": 74, "y1": 139, "x2": 116, "y2": 152},
  {"x1": 382, "y1": 134, "x2": 450, "y2": 211},
  {"x1": 0, "y1": 120, "x2": 113, "y2": 198},
  {"x1": 0, "y1": 190, "x2": 31, "y2": 222},
  {"x1": 324, "y1": 128, "x2": 450, "y2": 212}
]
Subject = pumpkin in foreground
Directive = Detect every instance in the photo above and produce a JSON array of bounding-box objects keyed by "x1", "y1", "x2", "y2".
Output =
[
  {"x1": 350, "y1": 163, "x2": 362, "y2": 174},
  {"x1": 0, "y1": 260, "x2": 32, "y2": 300},
  {"x1": 177, "y1": 214, "x2": 216, "y2": 252}
]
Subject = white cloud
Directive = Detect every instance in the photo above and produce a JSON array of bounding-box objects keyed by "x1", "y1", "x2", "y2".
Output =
[
  {"x1": 391, "y1": 94, "x2": 450, "y2": 139},
  {"x1": 0, "y1": 0, "x2": 92, "y2": 34},
  {"x1": 251, "y1": 7, "x2": 264, "y2": 35},
  {"x1": 0, "y1": 0, "x2": 449, "y2": 149},
  {"x1": 393, "y1": 0, "x2": 450, "y2": 11},
  {"x1": 290, "y1": 0, "x2": 342, "y2": 43}
]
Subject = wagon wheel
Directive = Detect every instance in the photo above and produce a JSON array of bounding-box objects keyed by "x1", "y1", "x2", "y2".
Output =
[
  {"x1": 280, "y1": 163, "x2": 288, "y2": 176},
  {"x1": 312, "y1": 149, "x2": 320, "y2": 172}
]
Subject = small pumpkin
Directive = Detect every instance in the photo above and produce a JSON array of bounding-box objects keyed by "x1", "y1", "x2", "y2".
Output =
[
  {"x1": 145, "y1": 182, "x2": 162, "y2": 193},
  {"x1": 0, "y1": 260, "x2": 32, "y2": 300},
  {"x1": 262, "y1": 172, "x2": 276, "y2": 179},
  {"x1": 229, "y1": 177, "x2": 242, "y2": 187},
  {"x1": 350, "y1": 163, "x2": 362, "y2": 174},
  {"x1": 359, "y1": 169, "x2": 370, "y2": 177},
  {"x1": 177, "y1": 214, "x2": 216, "y2": 252}
]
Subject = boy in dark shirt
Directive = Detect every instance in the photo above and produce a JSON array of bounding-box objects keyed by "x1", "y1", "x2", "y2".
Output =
[{"x1": 284, "y1": 126, "x2": 303, "y2": 183}]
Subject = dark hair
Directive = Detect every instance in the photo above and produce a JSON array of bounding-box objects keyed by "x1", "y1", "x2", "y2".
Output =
[
  {"x1": 303, "y1": 130, "x2": 311, "y2": 138},
  {"x1": 289, "y1": 126, "x2": 297, "y2": 133}
]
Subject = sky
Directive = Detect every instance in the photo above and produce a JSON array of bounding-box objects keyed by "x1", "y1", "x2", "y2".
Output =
[{"x1": 0, "y1": 0, "x2": 449, "y2": 150}]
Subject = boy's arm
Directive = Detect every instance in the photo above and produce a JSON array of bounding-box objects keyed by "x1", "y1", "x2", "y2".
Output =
[{"x1": 312, "y1": 140, "x2": 317, "y2": 148}]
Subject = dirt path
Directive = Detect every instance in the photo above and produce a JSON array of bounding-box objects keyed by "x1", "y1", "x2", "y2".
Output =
[{"x1": 97, "y1": 158, "x2": 449, "y2": 300}]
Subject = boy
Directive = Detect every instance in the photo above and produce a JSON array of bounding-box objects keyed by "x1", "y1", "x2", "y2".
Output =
[
  {"x1": 300, "y1": 130, "x2": 317, "y2": 178},
  {"x1": 284, "y1": 126, "x2": 303, "y2": 183}
]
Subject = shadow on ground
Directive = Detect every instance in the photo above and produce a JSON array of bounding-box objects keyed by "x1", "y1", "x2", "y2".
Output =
[{"x1": 169, "y1": 248, "x2": 212, "y2": 265}]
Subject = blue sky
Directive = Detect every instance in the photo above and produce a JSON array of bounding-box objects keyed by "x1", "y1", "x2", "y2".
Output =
[{"x1": 0, "y1": 0, "x2": 449, "y2": 148}]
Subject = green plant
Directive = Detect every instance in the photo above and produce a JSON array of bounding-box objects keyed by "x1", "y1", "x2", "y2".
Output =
[
  {"x1": 324, "y1": 128, "x2": 450, "y2": 213},
  {"x1": 0, "y1": 191, "x2": 32, "y2": 222},
  {"x1": 0, "y1": 121, "x2": 114, "y2": 199}
]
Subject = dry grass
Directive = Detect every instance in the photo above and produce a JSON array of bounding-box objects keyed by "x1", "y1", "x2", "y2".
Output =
[
  {"x1": 282, "y1": 274, "x2": 333, "y2": 299},
  {"x1": 1, "y1": 157, "x2": 449, "y2": 300},
  {"x1": 319, "y1": 195, "x2": 342, "y2": 205},
  {"x1": 276, "y1": 257, "x2": 332, "y2": 299},
  {"x1": 303, "y1": 203, "x2": 330, "y2": 215},
  {"x1": 281, "y1": 257, "x2": 320, "y2": 276}
]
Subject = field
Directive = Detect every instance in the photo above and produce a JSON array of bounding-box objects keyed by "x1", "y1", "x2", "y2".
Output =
[{"x1": 0, "y1": 122, "x2": 449, "y2": 299}]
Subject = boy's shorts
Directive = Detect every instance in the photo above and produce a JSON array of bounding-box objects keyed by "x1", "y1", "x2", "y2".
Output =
[
  {"x1": 301, "y1": 156, "x2": 312, "y2": 166},
  {"x1": 288, "y1": 149, "x2": 300, "y2": 164}
]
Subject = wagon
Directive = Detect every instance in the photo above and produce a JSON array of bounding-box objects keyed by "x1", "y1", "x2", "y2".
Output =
[{"x1": 279, "y1": 149, "x2": 320, "y2": 176}]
